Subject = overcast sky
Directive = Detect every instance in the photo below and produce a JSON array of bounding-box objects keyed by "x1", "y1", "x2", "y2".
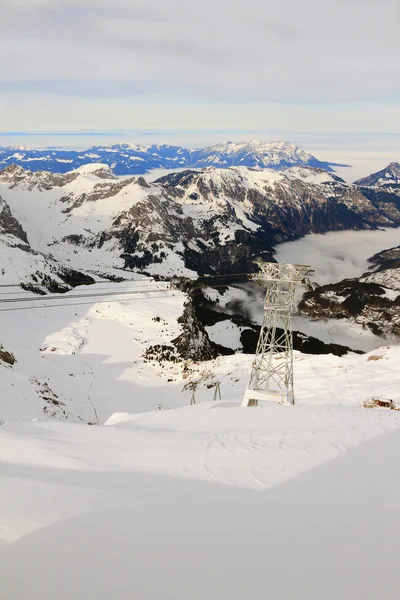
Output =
[{"x1": 0, "y1": 0, "x2": 399, "y2": 133}]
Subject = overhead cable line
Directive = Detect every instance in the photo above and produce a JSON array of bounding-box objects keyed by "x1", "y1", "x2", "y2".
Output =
[
  {"x1": 0, "y1": 269, "x2": 257, "y2": 290},
  {"x1": 0, "y1": 292, "x2": 187, "y2": 313},
  {"x1": 0, "y1": 287, "x2": 172, "y2": 305},
  {"x1": 0, "y1": 278, "x2": 258, "y2": 313}
]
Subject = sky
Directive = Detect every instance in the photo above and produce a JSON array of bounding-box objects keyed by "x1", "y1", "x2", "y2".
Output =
[{"x1": 0, "y1": 0, "x2": 399, "y2": 136}]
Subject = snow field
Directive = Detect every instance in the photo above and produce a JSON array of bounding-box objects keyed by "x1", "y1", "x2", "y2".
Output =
[{"x1": 1, "y1": 278, "x2": 400, "y2": 598}]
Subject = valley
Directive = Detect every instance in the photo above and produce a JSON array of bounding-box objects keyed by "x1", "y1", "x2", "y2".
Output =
[{"x1": 1, "y1": 158, "x2": 400, "y2": 424}]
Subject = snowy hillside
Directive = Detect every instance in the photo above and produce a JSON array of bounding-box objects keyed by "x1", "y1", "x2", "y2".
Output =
[
  {"x1": 188, "y1": 140, "x2": 346, "y2": 171},
  {"x1": 355, "y1": 161, "x2": 400, "y2": 189},
  {"x1": 2, "y1": 230, "x2": 400, "y2": 598},
  {"x1": 0, "y1": 141, "x2": 345, "y2": 175},
  {"x1": 2, "y1": 275, "x2": 399, "y2": 423},
  {"x1": 1, "y1": 162, "x2": 400, "y2": 290},
  {"x1": 1, "y1": 282, "x2": 400, "y2": 598}
]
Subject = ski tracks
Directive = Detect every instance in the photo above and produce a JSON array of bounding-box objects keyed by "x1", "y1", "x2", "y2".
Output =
[{"x1": 180, "y1": 405, "x2": 400, "y2": 490}]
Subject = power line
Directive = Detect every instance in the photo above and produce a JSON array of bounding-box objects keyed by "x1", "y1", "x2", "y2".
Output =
[
  {"x1": 0, "y1": 278, "x2": 253, "y2": 313},
  {"x1": 0, "y1": 269, "x2": 255, "y2": 290},
  {"x1": 0, "y1": 286, "x2": 172, "y2": 305},
  {"x1": 0, "y1": 276, "x2": 155, "y2": 290},
  {"x1": 0, "y1": 292, "x2": 186, "y2": 313},
  {"x1": 0, "y1": 282, "x2": 149, "y2": 296},
  {"x1": 0, "y1": 275, "x2": 252, "y2": 307}
]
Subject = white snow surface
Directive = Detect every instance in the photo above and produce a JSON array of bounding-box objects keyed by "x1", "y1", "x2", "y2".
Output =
[
  {"x1": 1, "y1": 279, "x2": 400, "y2": 598},
  {"x1": 205, "y1": 319, "x2": 245, "y2": 350}
]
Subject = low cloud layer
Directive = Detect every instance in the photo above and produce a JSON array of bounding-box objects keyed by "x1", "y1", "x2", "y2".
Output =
[{"x1": 275, "y1": 229, "x2": 400, "y2": 286}]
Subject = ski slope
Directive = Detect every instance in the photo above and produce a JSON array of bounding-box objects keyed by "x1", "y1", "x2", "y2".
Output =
[
  {"x1": 1, "y1": 398, "x2": 400, "y2": 599},
  {"x1": 1, "y1": 280, "x2": 400, "y2": 598}
]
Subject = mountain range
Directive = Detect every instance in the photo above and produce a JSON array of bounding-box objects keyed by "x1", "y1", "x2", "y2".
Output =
[
  {"x1": 0, "y1": 141, "x2": 347, "y2": 175},
  {"x1": 1, "y1": 161, "x2": 400, "y2": 293}
]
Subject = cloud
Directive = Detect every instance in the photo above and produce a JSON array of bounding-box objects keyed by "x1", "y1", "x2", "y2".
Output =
[
  {"x1": 0, "y1": 0, "x2": 399, "y2": 130},
  {"x1": 275, "y1": 229, "x2": 400, "y2": 286}
]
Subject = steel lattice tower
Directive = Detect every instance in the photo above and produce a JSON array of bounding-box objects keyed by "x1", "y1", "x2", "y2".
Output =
[{"x1": 243, "y1": 261, "x2": 312, "y2": 407}]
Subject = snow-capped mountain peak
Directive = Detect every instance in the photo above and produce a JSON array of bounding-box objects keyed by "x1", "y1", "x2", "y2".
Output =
[
  {"x1": 0, "y1": 141, "x2": 346, "y2": 176},
  {"x1": 354, "y1": 162, "x2": 400, "y2": 187},
  {"x1": 187, "y1": 140, "x2": 338, "y2": 171},
  {"x1": 70, "y1": 163, "x2": 117, "y2": 180}
]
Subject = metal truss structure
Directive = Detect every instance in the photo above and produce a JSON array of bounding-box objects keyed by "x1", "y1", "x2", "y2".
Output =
[{"x1": 243, "y1": 261, "x2": 312, "y2": 407}]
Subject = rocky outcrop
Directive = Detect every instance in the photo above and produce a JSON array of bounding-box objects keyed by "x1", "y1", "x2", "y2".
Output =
[
  {"x1": 172, "y1": 301, "x2": 216, "y2": 361},
  {"x1": 0, "y1": 345, "x2": 16, "y2": 365},
  {"x1": 0, "y1": 196, "x2": 29, "y2": 244}
]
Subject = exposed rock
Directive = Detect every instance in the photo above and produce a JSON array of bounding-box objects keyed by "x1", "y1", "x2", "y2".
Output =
[
  {"x1": 0, "y1": 345, "x2": 16, "y2": 366},
  {"x1": 0, "y1": 196, "x2": 29, "y2": 243},
  {"x1": 172, "y1": 300, "x2": 216, "y2": 361},
  {"x1": 189, "y1": 285, "x2": 360, "y2": 357}
]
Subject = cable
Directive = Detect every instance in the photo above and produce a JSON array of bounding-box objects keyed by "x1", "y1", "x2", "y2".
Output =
[
  {"x1": 322, "y1": 317, "x2": 359, "y2": 403},
  {"x1": 0, "y1": 276, "x2": 155, "y2": 289},
  {"x1": 0, "y1": 282, "x2": 152, "y2": 296},
  {"x1": 0, "y1": 292, "x2": 187, "y2": 313},
  {"x1": 0, "y1": 269, "x2": 256, "y2": 290},
  {"x1": 0, "y1": 286, "x2": 171, "y2": 305},
  {"x1": 0, "y1": 279, "x2": 253, "y2": 313},
  {"x1": 0, "y1": 277, "x2": 250, "y2": 307}
]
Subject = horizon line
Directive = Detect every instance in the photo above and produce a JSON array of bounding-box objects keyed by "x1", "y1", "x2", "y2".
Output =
[{"x1": 1, "y1": 129, "x2": 400, "y2": 137}]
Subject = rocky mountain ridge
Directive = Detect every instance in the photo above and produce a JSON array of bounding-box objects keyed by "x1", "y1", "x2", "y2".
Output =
[
  {"x1": 355, "y1": 162, "x2": 400, "y2": 189},
  {"x1": 0, "y1": 161, "x2": 400, "y2": 292},
  {"x1": 0, "y1": 141, "x2": 346, "y2": 176}
]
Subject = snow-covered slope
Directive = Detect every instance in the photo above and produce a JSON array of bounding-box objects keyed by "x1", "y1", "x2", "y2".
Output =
[
  {"x1": 0, "y1": 280, "x2": 200, "y2": 423},
  {"x1": 189, "y1": 140, "x2": 345, "y2": 171},
  {"x1": 1, "y1": 333, "x2": 400, "y2": 599},
  {"x1": 2, "y1": 251, "x2": 400, "y2": 599},
  {"x1": 2, "y1": 162, "x2": 400, "y2": 288},
  {"x1": 1, "y1": 274, "x2": 398, "y2": 423},
  {"x1": 0, "y1": 185, "x2": 93, "y2": 290},
  {"x1": 355, "y1": 161, "x2": 400, "y2": 189},
  {"x1": 0, "y1": 141, "x2": 344, "y2": 175}
]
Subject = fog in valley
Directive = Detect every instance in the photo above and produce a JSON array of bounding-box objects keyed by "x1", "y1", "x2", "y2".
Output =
[
  {"x1": 275, "y1": 228, "x2": 400, "y2": 286},
  {"x1": 224, "y1": 228, "x2": 400, "y2": 352}
]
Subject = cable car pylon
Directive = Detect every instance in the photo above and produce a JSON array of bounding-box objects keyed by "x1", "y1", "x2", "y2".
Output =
[{"x1": 243, "y1": 261, "x2": 312, "y2": 407}]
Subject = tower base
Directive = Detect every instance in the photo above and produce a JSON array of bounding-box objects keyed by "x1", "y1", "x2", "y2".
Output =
[{"x1": 242, "y1": 389, "x2": 294, "y2": 407}]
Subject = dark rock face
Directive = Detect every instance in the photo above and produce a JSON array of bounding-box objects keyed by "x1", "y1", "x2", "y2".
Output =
[
  {"x1": 157, "y1": 167, "x2": 398, "y2": 243},
  {"x1": 0, "y1": 345, "x2": 16, "y2": 365},
  {"x1": 366, "y1": 245, "x2": 400, "y2": 273},
  {"x1": 171, "y1": 301, "x2": 216, "y2": 361},
  {"x1": 0, "y1": 196, "x2": 29, "y2": 244}
]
